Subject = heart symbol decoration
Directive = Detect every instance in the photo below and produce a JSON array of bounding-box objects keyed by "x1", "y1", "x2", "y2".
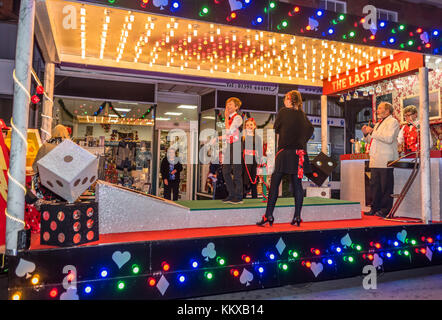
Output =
[
  {"x1": 15, "y1": 259, "x2": 36, "y2": 278},
  {"x1": 396, "y1": 229, "x2": 407, "y2": 243},
  {"x1": 112, "y1": 251, "x2": 131, "y2": 269},
  {"x1": 201, "y1": 242, "x2": 216, "y2": 261},
  {"x1": 310, "y1": 262, "x2": 324, "y2": 278},
  {"x1": 340, "y1": 233, "x2": 352, "y2": 247},
  {"x1": 228, "y1": 0, "x2": 243, "y2": 11},
  {"x1": 239, "y1": 268, "x2": 254, "y2": 286},
  {"x1": 372, "y1": 253, "x2": 383, "y2": 268}
]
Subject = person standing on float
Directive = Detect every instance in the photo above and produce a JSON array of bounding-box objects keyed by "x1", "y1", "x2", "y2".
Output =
[{"x1": 256, "y1": 90, "x2": 313, "y2": 227}]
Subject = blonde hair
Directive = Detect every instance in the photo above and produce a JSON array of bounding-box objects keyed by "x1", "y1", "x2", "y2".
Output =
[
  {"x1": 51, "y1": 124, "x2": 70, "y2": 139},
  {"x1": 226, "y1": 97, "x2": 242, "y2": 110},
  {"x1": 403, "y1": 105, "x2": 418, "y2": 115},
  {"x1": 286, "y1": 90, "x2": 303, "y2": 111}
]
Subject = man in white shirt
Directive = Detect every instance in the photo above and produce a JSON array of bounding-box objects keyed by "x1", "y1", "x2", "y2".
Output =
[
  {"x1": 361, "y1": 102, "x2": 400, "y2": 217},
  {"x1": 221, "y1": 97, "x2": 244, "y2": 204}
]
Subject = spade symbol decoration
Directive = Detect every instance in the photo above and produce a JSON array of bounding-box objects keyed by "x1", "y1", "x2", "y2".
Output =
[
  {"x1": 153, "y1": 0, "x2": 168, "y2": 10},
  {"x1": 239, "y1": 268, "x2": 254, "y2": 286}
]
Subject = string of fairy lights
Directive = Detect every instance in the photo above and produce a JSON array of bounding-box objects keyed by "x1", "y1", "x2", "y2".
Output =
[{"x1": 69, "y1": 2, "x2": 398, "y2": 85}]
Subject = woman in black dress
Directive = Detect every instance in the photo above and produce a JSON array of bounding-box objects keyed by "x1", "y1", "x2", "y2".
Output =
[{"x1": 256, "y1": 90, "x2": 313, "y2": 227}]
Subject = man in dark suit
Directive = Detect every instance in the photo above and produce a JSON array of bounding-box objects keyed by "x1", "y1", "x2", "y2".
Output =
[{"x1": 160, "y1": 148, "x2": 183, "y2": 201}]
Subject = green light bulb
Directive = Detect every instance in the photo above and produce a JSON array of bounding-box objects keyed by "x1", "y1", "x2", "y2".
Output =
[
  {"x1": 132, "y1": 264, "x2": 140, "y2": 274},
  {"x1": 205, "y1": 272, "x2": 213, "y2": 280},
  {"x1": 339, "y1": 14, "x2": 345, "y2": 21},
  {"x1": 349, "y1": 31, "x2": 355, "y2": 38},
  {"x1": 269, "y1": 2, "x2": 276, "y2": 9},
  {"x1": 399, "y1": 24, "x2": 405, "y2": 30},
  {"x1": 282, "y1": 20, "x2": 288, "y2": 28},
  {"x1": 117, "y1": 281, "x2": 125, "y2": 290}
]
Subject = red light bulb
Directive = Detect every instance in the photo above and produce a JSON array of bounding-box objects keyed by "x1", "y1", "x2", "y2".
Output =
[
  {"x1": 36, "y1": 85, "x2": 44, "y2": 94},
  {"x1": 302, "y1": 261, "x2": 311, "y2": 268},
  {"x1": 242, "y1": 255, "x2": 251, "y2": 263},
  {"x1": 162, "y1": 261, "x2": 170, "y2": 271},
  {"x1": 231, "y1": 269, "x2": 240, "y2": 277},
  {"x1": 49, "y1": 288, "x2": 58, "y2": 298},
  {"x1": 31, "y1": 95, "x2": 40, "y2": 104},
  {"x1": 148, "y1": 277, "x2": 156, "y2": 286}
]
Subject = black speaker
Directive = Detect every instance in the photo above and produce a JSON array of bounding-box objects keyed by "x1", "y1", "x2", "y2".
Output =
[
  {"x1": 40, "y1": 201, "x2": 99, "y2": 247},
  {"x1": 305, "y1": 152, "x2": 338, "y2": 187}
]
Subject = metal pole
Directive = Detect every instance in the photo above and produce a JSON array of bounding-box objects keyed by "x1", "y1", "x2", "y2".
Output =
[
  {"x1": 41, "y1": 62, "x2": 54, "y2": 142},
  {"x1": 418, "y1": 66, "x2": 432, "y2": 224},
  {"x1": 321, "y1": 95, "x2": 328, "y2": 155},
  {"x1": 5, "y1": 0, "x2": 36, "y2": 256}
]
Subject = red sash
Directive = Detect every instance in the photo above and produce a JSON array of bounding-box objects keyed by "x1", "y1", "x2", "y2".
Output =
[{"x1": 227, "y1": 113, "x2": 241, "y2": 144}]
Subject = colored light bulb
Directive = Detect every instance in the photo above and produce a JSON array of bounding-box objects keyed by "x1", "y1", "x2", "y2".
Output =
[
  {"x1": 231, "y1": 269, "x2": 240, "y2": 277},
  {"x1": 178, "y1": 275, "x2": 186, "y2": 283},
  {"x1": 327, "y1": 259, "x2": 333, "y2": 265},
  {"x1": 257, "y1": 266, "x2": 264, "y2": 273},
  {"x1": 216, "y1": 257, "x2": 225, "y2": 265},
  {"x1": 349, "y1": 31, "x2": 355, "y2": 38},
  {"x1": 205, "y1": 272, "x2": 213, "y2": 280},
  {"x1": 386, "y1": 252, "x2": 392, "y2": 258},
  {"x1": 132, "y1": 264, "x2": 140, "y2": 274},
  {"x1": 162, "y1": 261, "x2": 170, "y2": 271},
  {"x1": 84, "y1": 286, "x2": 92, "y2": 294},
  {"x1": 148, "y1": 277, "x2": 156, "y2": 286},
  {"x1": 393, "y1": 241, "x2": 399, "y2": 247},
  {"x1": 49, "y1": 288, "x2": 58, "y2": 298},
  {"x1": 379, "y1": 21, "x2": 386, "y2": 28},
  {"x1": 328, "y1": 28, "x2": 335, "y2": 35},
  {"x1": 31, "y1": 275, "x2": 40, "y2": 285},
  {"x1": 117, "y1": 281, "x2": 125, "y2": 290},
  {"x1": 100, "y1": 269, "x2": 108, "y2": 278},
  {"x1": 316, "y1": 10, "x2": 323, "y2": 17},
  {"x1": 269, "y1": 1, "x2": 276, "y2": 9},
  {"x1": 12, "y1": 292, "x2": 21, "y2": 300},
  {"x1": 338, "y1": 14, "x2": 345, "y2": 21},
  {"x1": 267, "y1": 252, "x2": 275, "y2": 260},
  {"x1": 399, "y1": 24, "x2": 405, "y2": 31}
]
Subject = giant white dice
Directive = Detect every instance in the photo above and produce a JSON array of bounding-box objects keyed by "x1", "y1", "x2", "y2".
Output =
[{"x1": 37, "y1": 139, "x2": 98, "y2": 203}]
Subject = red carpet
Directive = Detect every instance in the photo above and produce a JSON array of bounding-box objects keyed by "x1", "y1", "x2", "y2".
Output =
[{"x1": 29, "y1": 214, "x2": 429, "y2": 251}]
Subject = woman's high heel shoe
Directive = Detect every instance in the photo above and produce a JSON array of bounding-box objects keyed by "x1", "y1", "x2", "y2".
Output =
[
  {"x1": 290, "y1": 216, "x2": 302, "y2": 227},
  {"x1": 256, "y1": 215, "x2": 274, "y2": 227}
]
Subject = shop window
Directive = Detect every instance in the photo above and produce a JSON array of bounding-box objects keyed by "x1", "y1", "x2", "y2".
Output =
[
  {"x1": 319, "y1": 0, "x2": 347, "y2": 13},
  {"x1": 377, "y1": 8, "x2": 398, "y2": 22}
]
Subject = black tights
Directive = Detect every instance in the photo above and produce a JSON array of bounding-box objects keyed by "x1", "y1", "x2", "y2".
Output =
[{"x1": 265, "y1": 172, "x2": 304, "y2": 219}]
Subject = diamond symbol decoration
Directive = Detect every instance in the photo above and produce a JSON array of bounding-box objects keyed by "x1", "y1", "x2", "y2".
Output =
[
  {"x1": 156, "y1": 275, "x2": 169, "y2": 296},
  {"x1": 425, "y1": 246, "x2": 433, "y2": 262},
  {"x1": 275, "y1": 237, "x2": 286, "y2": 255}
]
